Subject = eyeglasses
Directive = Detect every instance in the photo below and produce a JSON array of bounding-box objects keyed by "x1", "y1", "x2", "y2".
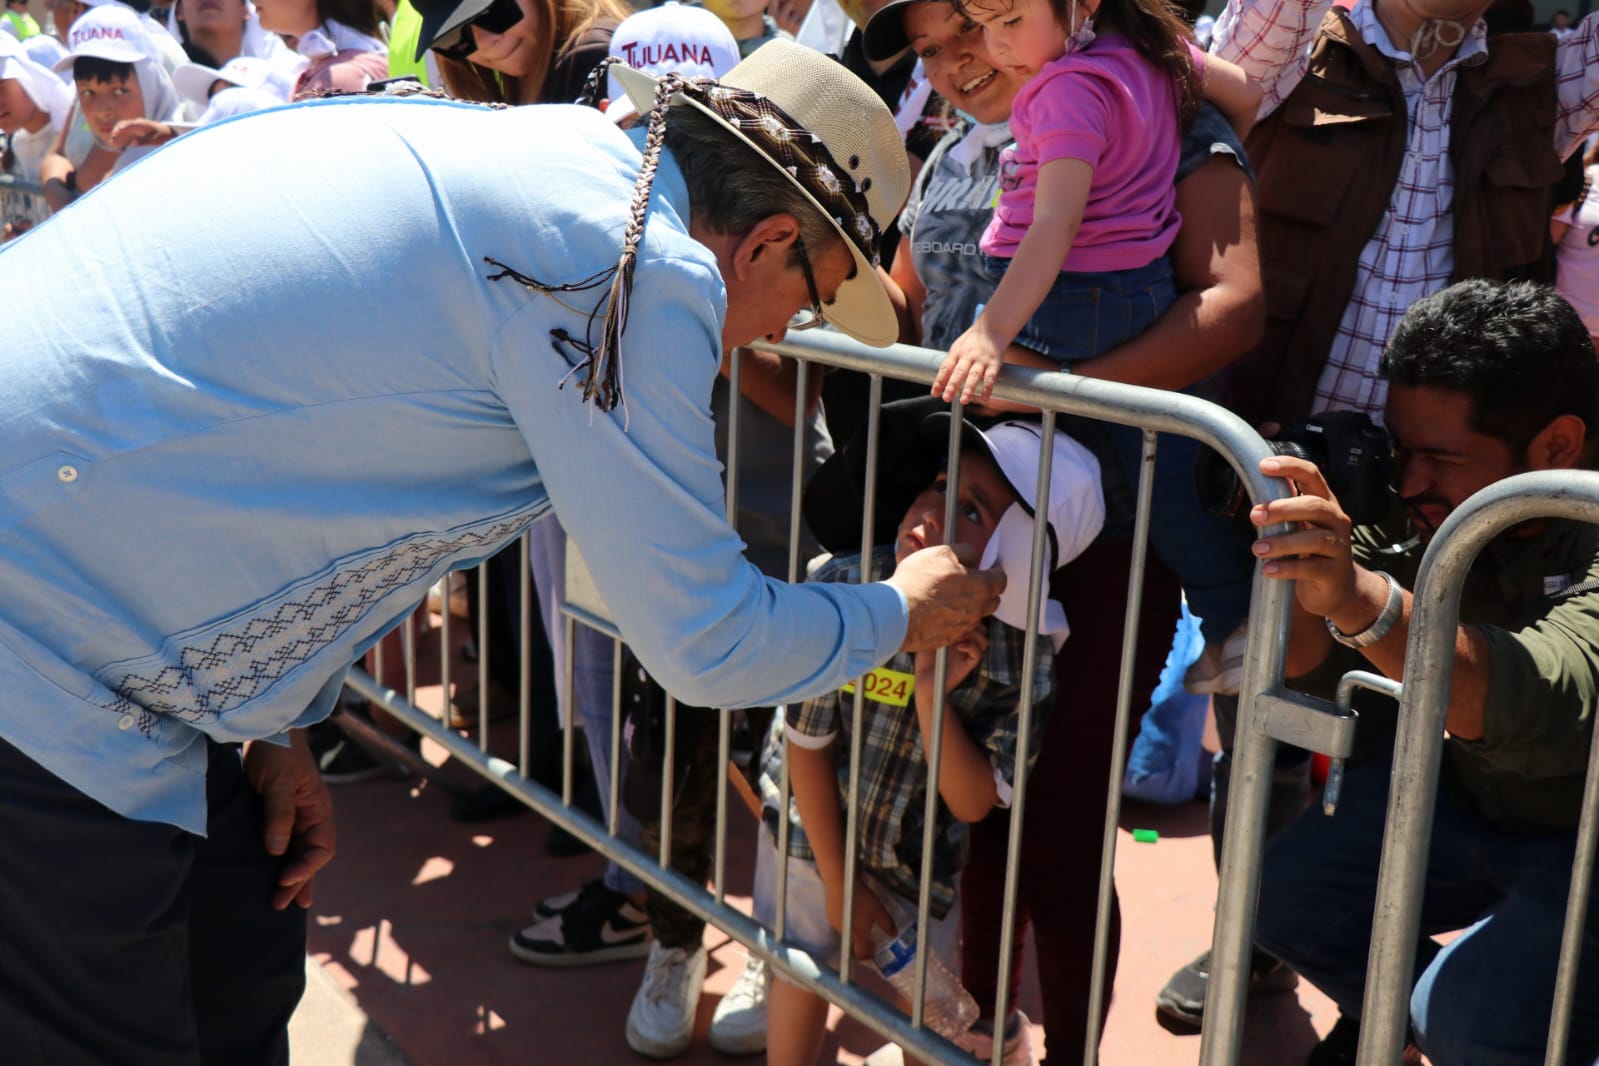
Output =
[
  {"x1": 429, "y1": 0, "x2": 524, "y2": 61},
  {"x1": 788, "y1": 236, "x2": 829, "y2": 332}
]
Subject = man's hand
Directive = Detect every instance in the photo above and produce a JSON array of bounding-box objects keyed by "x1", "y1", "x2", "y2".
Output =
[
  {"x1": 889, "y1": 544, "x2": 1005, "y2": 653},
  {"x1": 242, "y1": 730, "x2": 337, "y2": 910},
  {"x1": 1248, "y1": 455, "x2": 1365, "y2": 621},
  {"x1": 826, "y1": 877, "x2": 897, "y2": 961}
]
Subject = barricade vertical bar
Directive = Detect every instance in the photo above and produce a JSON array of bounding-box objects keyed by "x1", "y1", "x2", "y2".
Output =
[
  {"x1": 401, "y1": 613, "x2": 417, "y2": 709},
  {"x1": 1547, "y1": 722, "x2": 1599, "y2": 1065},
  {"x1": 372, "y1": 637, "x2": 384, "y2": 694},
  {"x1": 661, "y1": 695, "x2": 677, "y2": 866},
  {"x1": 990, "y1": 410, "x2": 1057, "y2": 1066},
  {"x1": 776, "y1": 358, "x2": 813, "y2": 944},
  {"x1": 478, "y1": 564, "x2": 490, "y2": 752},
  {"x1": 1085, "y1": 429, "x2": 1156, "y2": 1064},
  {"x1": 562, "y1": 613, "x2": 576, "y2": 807},
  {"x1": 1200, "y1": 482, "x2": 1297, "y2": 1066},
  {"x1": 518, "y1": 533, "x2": 531, "y2": 779},
  {"x1": 610, "y1": 636, "x2": 624, "y2": 835},
  {"x1": 910, "y1": 403, "x2": 966, "y2": 1031},
  {"x1": 715, "y1": 351, "x2": 743, "y2": 906},
  {"x1": 839, "y1": 373, "x2": 884, "y2": 988},
  {"x1": 439, "y1": 579, "x2": 452, "y2": 727}
]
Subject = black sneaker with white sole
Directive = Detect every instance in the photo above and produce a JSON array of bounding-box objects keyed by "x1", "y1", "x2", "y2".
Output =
[{"x1": 509, "y1": 879, "x2": 652, "y2": 967}]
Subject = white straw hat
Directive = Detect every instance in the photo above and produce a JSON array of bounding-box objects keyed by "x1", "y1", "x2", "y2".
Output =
[{"x1": 611, "y1": 38, "x2": 911, "y2": 347}]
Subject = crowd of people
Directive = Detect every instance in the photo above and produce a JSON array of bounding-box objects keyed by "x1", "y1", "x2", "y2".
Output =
[{"x1": 1, "y1": 0, "x2": 1598, "y2": 1064}]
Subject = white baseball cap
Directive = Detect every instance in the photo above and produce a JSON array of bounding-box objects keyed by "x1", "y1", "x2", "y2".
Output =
[
  {"x1": 54, "y1": 4, "x2": 152, "y2": 69},
  {"x1": 922, "y1": 415, "x2": 1106, "y2": 649},
  {"x1": 604, "y1": 2, "x2": 739, "y2": 125},
  {"x1": 172, "y1": 54, "x2": 292, "y2": 112}
]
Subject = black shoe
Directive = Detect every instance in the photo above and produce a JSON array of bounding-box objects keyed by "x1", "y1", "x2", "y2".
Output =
[
  {"x1": 1153, "y1": 948, "x2": 1299, "y2": 1031},
  {"x1": 448, "y1": 783, "x2": 529, "y2": 823},
  {"x1": 1307, "y1": 1013, "x2": 1359, "y2": 1066},
  {"x1": 508, "y1": 880, "x2": 652, "y2": 967}
]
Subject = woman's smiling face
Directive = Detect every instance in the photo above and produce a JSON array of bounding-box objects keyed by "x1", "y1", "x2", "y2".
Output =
[{"x1": 901, "y1": 0, "x2": 1025, "y2": 126}]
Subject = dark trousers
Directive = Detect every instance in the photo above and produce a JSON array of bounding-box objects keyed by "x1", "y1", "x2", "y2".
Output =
[
  {"x1": 959, "y1": 539, "x2": 1182, "y2": 1063},
  {"x1": 620, "y1": 649, "x2": 771, "y2": 950},
  {"x1": 1256, "y1": 760, "x2": 1599, "y2": 1066},
  {"x1": 0, "y1": 736, "x2": 308, "y2": 1066}
]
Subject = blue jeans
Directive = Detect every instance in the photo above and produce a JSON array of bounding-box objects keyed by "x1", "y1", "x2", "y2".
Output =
[
  {"x1": 1255, "y1": 760, "x2": 1599, "y2": 1066},
  {"x1": 988, "y1": 255, "x2": 1254, "y2": 642}
]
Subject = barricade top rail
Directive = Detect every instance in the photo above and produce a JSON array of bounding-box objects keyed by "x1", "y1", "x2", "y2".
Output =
[
  {"x1": 756, "y1": 332, "x2": 1293, "y2": 515},
  {"x1": 1360, "y1": 469, "x2": 1599, "y2": 1066}
]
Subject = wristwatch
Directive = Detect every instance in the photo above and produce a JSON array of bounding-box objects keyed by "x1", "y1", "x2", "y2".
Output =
[{"x1": 1326, "y1": 571, "x2": 1404, "y2": 648}]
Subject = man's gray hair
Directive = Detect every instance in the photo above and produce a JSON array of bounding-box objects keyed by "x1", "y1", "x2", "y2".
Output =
[{"x1": 663, "y1": 107, "x2": 846, "y2": 270}]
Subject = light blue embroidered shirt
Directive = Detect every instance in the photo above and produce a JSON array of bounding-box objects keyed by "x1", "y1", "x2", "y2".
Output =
[{"x1": 0, "y1": 95, "x2": 908, "y2": 834}]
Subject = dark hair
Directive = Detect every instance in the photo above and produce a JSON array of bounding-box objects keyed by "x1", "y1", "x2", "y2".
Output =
[
  {"x1": 316, "y1": 0, "x2": 383, "y2": 40},
  {"x1": 955, "y1": 0, "x2": 1200, "y2": 124},
  {"x1": 662, "y1": 106, "x2": 844, "y2": 271},
  {"x1": 1380, "y1": 280, "x2": 1599, "y2": 457},
  {"x1": 74, "y1": 56, "x2": 137, "y2": 84}
]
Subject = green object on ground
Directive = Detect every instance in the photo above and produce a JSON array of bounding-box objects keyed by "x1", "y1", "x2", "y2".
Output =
[{"x1": 1132, "y1": 828, "x2": 1160, "y2": 844}]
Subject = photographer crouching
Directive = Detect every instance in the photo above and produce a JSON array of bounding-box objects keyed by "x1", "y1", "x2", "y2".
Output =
[{"x1": 1246, "y1": 279, "x2": 1599, "y2": 1066}]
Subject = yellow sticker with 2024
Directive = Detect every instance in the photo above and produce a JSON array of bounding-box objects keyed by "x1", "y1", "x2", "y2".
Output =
[{"x1": 842, "y1": 667, "x2": 916, "y2": 707}]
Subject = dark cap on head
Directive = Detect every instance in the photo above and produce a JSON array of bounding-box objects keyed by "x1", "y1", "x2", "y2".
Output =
[{"x1": 862, "y1": 0, "x2": 934, "y2": 62}]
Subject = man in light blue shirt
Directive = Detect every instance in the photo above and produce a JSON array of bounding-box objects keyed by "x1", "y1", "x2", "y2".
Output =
[{"x1": 0, "y1": 42, "x2": 1003, "y2": 1065}]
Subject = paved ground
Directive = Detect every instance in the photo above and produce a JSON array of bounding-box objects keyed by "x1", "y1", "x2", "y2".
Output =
[{"x1": 287, "y1": 740, "x2": 1337, "y2": 1066}]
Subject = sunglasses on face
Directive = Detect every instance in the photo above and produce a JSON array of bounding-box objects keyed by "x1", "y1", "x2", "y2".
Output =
[{"x1": 430, "y1": 0, "x2": 524, "y2": 60}]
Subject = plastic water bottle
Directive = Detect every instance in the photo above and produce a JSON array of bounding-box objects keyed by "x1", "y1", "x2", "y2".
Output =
[{"x1": 871, "y1": 923, "x2": 979, "y2": 1040}]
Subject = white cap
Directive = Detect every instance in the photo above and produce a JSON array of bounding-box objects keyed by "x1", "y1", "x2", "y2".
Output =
[
  {"x1": 604, "y1": 2, "x2": 739, "y2": 125},
  {"x1": 55, "y1": 4, "x2": 152, "y2": 69},
  {"x1": 172, "y1": 54, "x2": 292, "y2": 111},
  {"x1": 923, "y1": 416, "x2": 1105, "y2": 650}
]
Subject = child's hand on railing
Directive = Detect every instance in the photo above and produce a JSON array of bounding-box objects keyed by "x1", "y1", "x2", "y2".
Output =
[{"x1": 934, "y1": 321, "x2": 1006, "y2": 405}]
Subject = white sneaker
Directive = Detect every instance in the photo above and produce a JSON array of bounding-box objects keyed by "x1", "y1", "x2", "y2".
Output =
[
  {"x1": 952, "y1": 1009, "x2": 1036, "y2": 1066},
  {"x1": 708, "y1": 954, "x2": 769, "y2": 1055},
  {"x1": 625, "y1": 942, "x2": 707, "y2": 1059}
]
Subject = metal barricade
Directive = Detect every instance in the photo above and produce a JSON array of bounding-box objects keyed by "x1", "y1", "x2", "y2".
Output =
[
  {"x1": 346, "y1": 331, "x2": 1316, "y2": 1065},
  {"x1": 1353, "y1": 470, "x2": 1599, "y2": 1066},
  {"x1": 0, "y1": 173, "x2": 52, "y2": 231}
]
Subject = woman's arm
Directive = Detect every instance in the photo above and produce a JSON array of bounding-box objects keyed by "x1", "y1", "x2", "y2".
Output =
[
  {"x1": 719, "y1": 347, "x2": 824, "y2": 428},
  {"x1": 886, "y1": 249, "x2": 927, "y2": 345},
  {"x1": 1200, "y1": 53, "x2": 1265, "y2": 140}
]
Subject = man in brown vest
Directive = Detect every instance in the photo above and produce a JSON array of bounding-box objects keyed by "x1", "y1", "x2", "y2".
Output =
[{"x1": 1155, "y1": 0, "x2": 1599, "y2": 1051}]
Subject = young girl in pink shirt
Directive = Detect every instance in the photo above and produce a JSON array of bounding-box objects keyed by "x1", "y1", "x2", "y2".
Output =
[{"x1": 934, "y1": 0, "x2": 1262, "y2": 689}]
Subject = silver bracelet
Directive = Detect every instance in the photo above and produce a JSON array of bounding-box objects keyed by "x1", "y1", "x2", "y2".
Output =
[{"x1": 1326, "y1": 571, "x2": 1404, "y2": 648}]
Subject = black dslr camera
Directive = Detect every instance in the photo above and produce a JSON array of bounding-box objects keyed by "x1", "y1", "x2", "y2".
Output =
[{"x1": 1196, "y1": 411, "x2": 1398, "y2": 526}]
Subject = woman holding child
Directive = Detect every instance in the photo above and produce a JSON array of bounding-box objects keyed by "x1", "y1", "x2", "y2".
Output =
[{"x1": 867, "y1": 0, "x2": 1263, "y2": 1058}]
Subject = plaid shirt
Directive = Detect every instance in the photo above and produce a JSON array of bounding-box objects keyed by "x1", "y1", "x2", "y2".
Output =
[
  {"x1": 757, "y1": 547, "x2": 1055, "y2": 918},
  {"x1": 1216, "y1": 0, "x2": 1599, "y2": 418}
]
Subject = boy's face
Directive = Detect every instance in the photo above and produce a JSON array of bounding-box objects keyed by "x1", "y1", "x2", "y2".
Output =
[
  {"x1": 895, "y1": 449, "x2": 1017, "y2": 565},
  {"x1": 77, "y1": 74, "x2": 146, "y2": 144}
]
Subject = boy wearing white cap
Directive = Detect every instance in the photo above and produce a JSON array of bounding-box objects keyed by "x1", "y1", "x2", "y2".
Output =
[{"x1": 754, "y1": 416, "x2": 1102, "y2": 1064}]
